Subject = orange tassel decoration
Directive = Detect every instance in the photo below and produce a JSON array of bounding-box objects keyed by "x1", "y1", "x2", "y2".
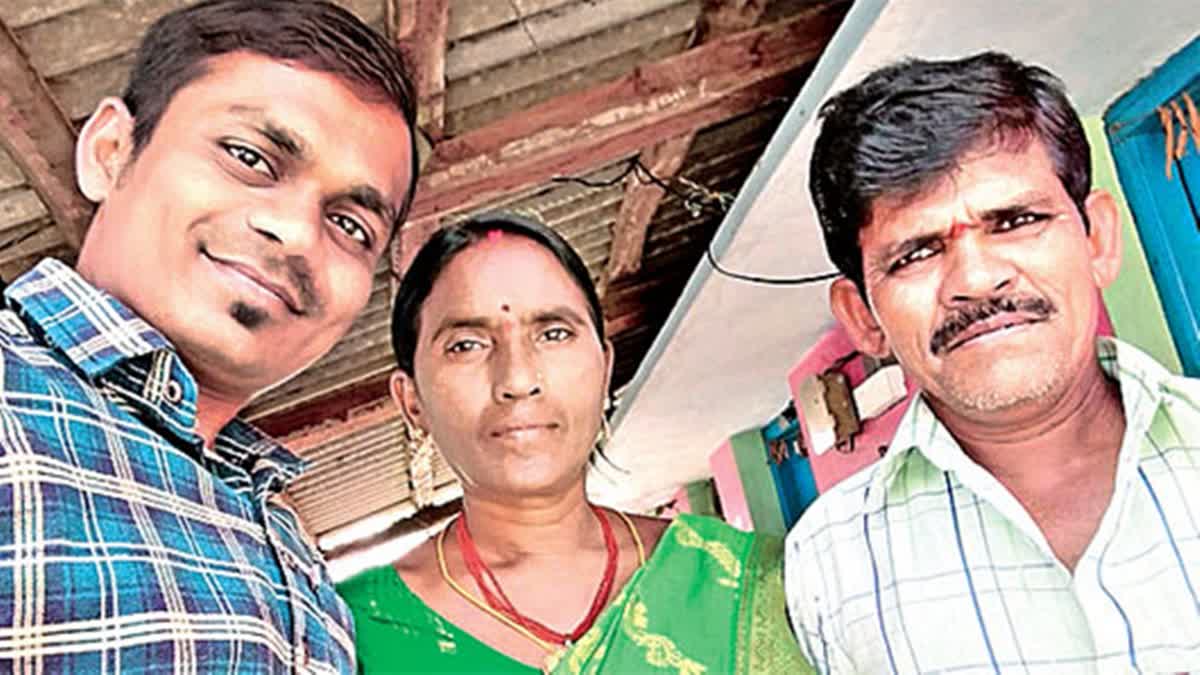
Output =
[
  {"x1": 1184, "y1": 92, "x2": 1200, "y2": 155},
  {"x1": 1159, "y1": 105, "x2": 1175, "y2": 180}
]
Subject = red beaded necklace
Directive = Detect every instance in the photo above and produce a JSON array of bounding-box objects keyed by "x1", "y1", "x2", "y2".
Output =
[{"x1": 454, "y1": 504, "x2": 619, "y2": 646}]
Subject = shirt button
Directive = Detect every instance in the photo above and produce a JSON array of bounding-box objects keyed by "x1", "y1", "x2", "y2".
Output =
[{"x1": 163, "y1": 380, "x2": 183, "y2": 404}]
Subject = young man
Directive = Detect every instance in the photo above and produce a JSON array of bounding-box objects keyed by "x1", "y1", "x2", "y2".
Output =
[
  {"x1": 0, "y1": 1, "x2": 417, "y2": 671},
  {"x1": 785, "y1": 52, "x2": 1200, "y2": 673}
]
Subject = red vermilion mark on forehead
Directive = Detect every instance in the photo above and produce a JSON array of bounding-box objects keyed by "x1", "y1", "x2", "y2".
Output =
[
  {"x1": 500, "y1": 304, "x2": 511, "y2": 312},
  {"x1": 949, "y1": 220, "x2": 971, "y2": 239},
  {"x1": 487, "y1": 229, "x2": 503, "y2": 243}
]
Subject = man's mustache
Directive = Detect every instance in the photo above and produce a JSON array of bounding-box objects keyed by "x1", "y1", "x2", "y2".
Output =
[
  {"x1": 262, "y1": 253, "x2": 319, "y2": 315},
  {"x1": 929, "y1": 295, "x2": 1056, "y2": 356},
  {"x1": 204, "y1": 237, "x2": 320, "y2": 315}
]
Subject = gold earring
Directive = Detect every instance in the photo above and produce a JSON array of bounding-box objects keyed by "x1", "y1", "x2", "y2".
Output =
[{"x1": 401, "y1": 418, "x2": 437, "y2": 508}]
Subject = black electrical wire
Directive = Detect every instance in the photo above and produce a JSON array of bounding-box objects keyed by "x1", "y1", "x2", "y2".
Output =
[
  {"x1": 704, "y1": 247, "x2": 841, "y2": 286},
  {"x1": 552, "y1": 158, "x2": 842, "y2": 287},
  {"x1": 550, "y1": 158, "x2": 639, "y2": 188}
]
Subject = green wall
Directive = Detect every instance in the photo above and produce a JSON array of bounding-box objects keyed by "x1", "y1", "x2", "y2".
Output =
[
  {"x1": 729, "y1": 428, "x2": 786, "y2": 536},
  {"x1": 1086, "y1": 117, "x2": 1183, "y2": 373},
  {"x1": 684, "y1": 478, "x2": 720, "y2": 518}
]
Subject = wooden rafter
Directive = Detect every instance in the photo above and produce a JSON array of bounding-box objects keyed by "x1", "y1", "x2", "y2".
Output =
[
  {"x1": 604, "y1": 133, "x2": 693, "y2": 285},
  {"x1": 389, "y1": 0, "x2": 450, "y2": 140},
  {"x1": 278, "y1": 397, "x2": 397, "y2": 455},
  {"x1": 391, "y1": 212, "x2": 442, "y2": 280},
  {"x1": 389, "y1": 0, "x2": 786, "y2": 285},
  {"x1": 0, "y1": 19, "x2": 90, "y2": 250},
  {"x1": 698, "y1": 0, "x2": 770, "y2": 40},
  {"x1": 404, "y1": 0, "x2": 849, "y2": 228},
  {"x1": 603, "y1": 0, "x2": 771, "y2": 289},
  {"x1": 252, "y1": 376, "x2": 391, "y2": 439},
  {"x1": 604, "y1": 308, "x2": 651, "y2": 337}
]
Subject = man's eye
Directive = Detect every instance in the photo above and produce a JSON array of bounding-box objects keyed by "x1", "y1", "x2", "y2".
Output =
[
  {"x1": 889, "y1": 245, "x2": 939, "y2": 273},
  {"x1": 331, "y1": 213, "x2": 372, "y2": 248},
  {"x1": 996, "y1": 212, "x2": 1049, "y2": 232},
  {"x1": 540, "y1": 327, "x2": 574, "y2": 342},
  {"x1": 221, "y1": 142, "x2": 275, "y2": 178},
  {"x1": 447, "y1": 339, "x2": 486, "y2": 354}
]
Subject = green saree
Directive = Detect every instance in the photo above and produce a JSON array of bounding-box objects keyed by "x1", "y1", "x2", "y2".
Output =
[{"x1": 338, "y1": 514, "x2": 813, "y2": 674}]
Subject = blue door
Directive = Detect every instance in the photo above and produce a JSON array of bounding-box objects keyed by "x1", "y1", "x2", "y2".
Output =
[{"x1": 1106, "y1": 36, "x2": 1200, "y2": 376}]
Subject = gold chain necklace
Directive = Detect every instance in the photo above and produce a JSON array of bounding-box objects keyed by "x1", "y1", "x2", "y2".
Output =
[{"x1": 435, "y1": 508, "x2": 647, "y2": 656}]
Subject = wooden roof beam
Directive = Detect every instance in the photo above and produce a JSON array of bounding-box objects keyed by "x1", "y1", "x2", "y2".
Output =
[
  {"x1": 698, "y1": 0, "x2": 769, "y2": 40},
  {"x1": 277, "y1": 397, "x2": 397, "y2": 455},
  {"x1": 404, "y1": 0, "x2": 848, "y2": 230},
  {"x1": 602, "y1": 0, "x2": 770, "y2": 290},
  {"x1": 390, "y1": 0, "x2": 450, "y2": 140},
  {"x1": 391, "y1": 212, "x2": 442, "y2": 283},
  {"x1": 251, "y1": 375, "x2": 392, "y2": 440},
  {"x1": 603, "y1": 133, "x2": 693, "y2": 286},
  {"x1": 445, "y1": 0, "x2": 688, "y2": 81},
  {"x1": 0, "y1": 19, "x2": 90, "y2": 250}
]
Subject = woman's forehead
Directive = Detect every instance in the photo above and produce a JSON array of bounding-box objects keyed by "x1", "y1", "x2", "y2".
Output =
[{"x1": 423, "y1": 237, "x2": 592, "y2": 319}]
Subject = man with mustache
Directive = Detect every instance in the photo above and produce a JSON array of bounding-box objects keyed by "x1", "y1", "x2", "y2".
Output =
[
  {"x1": 0, "y1": 1, "x2": 416, "y2": 671},
  {"x1": 784, "y1": 52, "x2": 1200, "y2": 673}
]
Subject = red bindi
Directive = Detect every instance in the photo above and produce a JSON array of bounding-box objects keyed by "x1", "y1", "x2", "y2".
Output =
[
  {"x1": 500, "y1": 304, "x2": 510, "y2": 312},
  {"x1": 487, "y1": 229, "x2": 503, "y2": 243},
  {"x1": 948, "y1": 221, "x2": 970, "y2": 239}
]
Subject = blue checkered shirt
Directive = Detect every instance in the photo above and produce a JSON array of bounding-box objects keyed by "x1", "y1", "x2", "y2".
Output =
[{"x1": 0, "y1": 259, "x2": 354, "y2": 673}]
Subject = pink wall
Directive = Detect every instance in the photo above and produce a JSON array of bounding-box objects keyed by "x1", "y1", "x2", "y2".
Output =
[
  {"x1": 787, "y1": 324, "x2": 917, "y2": 492},
  {"x1": 660, "y1": 485, "x2": 691, "y2": 518}
]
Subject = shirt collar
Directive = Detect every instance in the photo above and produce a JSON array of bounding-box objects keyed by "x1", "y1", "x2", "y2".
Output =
[
  {"x1": 216, "y1": 419, "x2": 307, "y2": 498},
  {"x1": 869, "y1": 336, "x2": 1171, "y2": 506},
  {"x1": 5, "y1": 257, "x2": 174, "y2": 379},
  {"x1": 5, "y1": 257, "x2": 305, "y2": 491}
]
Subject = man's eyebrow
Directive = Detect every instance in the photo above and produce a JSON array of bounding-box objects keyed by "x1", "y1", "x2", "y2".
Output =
[
  {"x1": 875, "y1": 233, "x2": 943, "y2": 267},
  {"x1": 338, "y1": 185, "x2": 398, "y2": 231},
  {"x1": 228, "y1": 105, "x2": 307, "y2": 160},
  {"x1": 976, "y1": 193, "x2": 1058, "y2": 224}
]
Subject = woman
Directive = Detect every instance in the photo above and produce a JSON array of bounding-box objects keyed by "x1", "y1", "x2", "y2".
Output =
[{"x1": 337, "y1": 213, "x2": 811, "y2": 673}]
